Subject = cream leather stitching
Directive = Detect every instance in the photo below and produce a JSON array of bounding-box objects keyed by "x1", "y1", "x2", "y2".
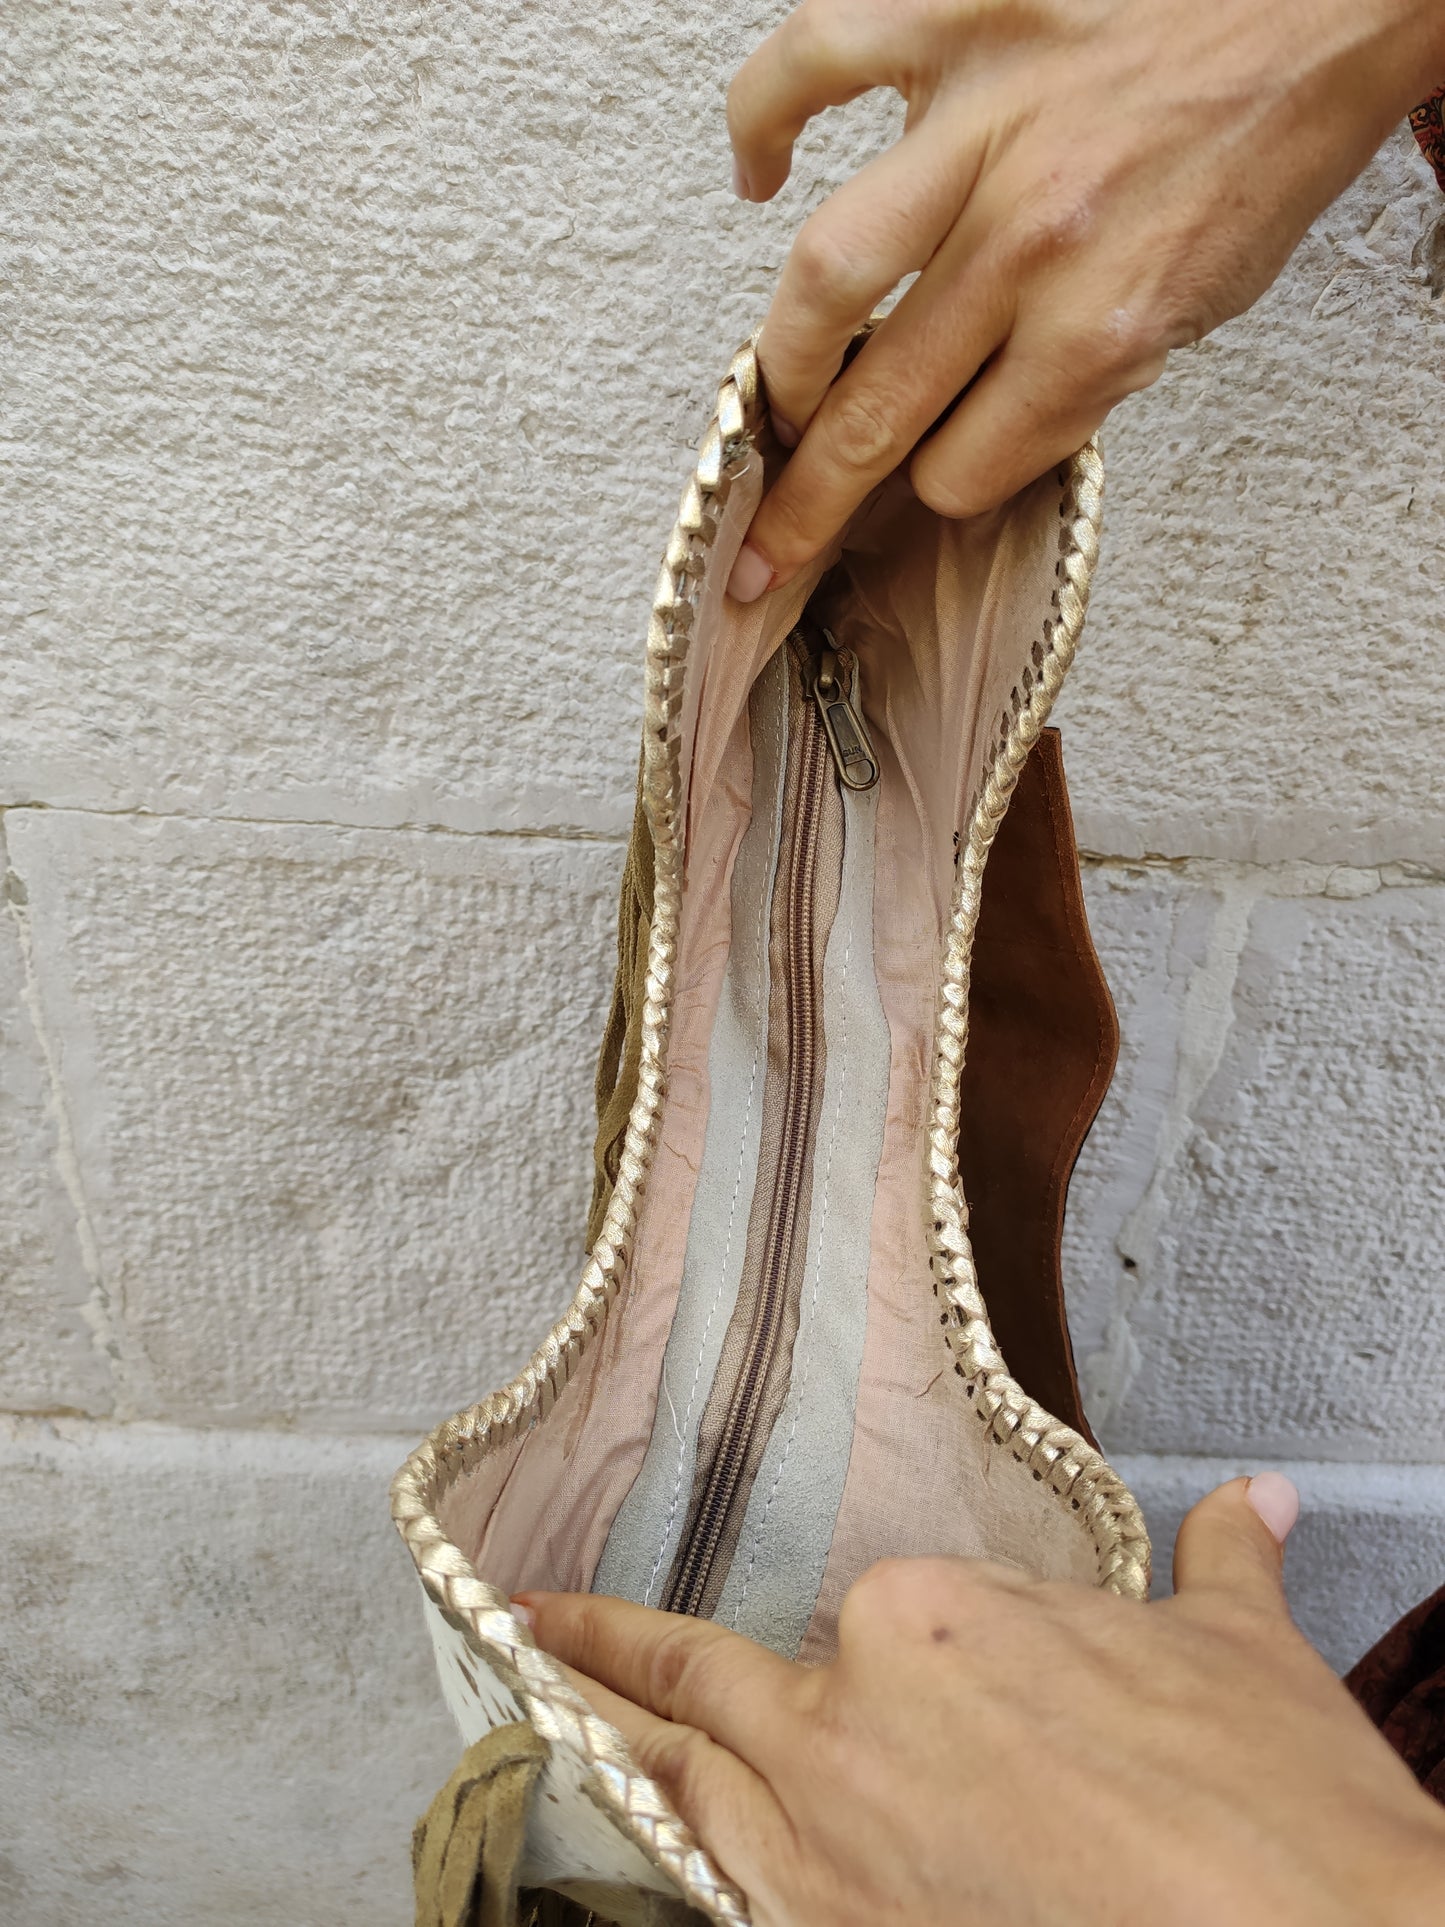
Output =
[
  {"x1": 642, "y1": 677, "x2": 781, "y2": 1608},
  {"x1": 730, "y1": 911, "x2": 856, "y2": 1628}
]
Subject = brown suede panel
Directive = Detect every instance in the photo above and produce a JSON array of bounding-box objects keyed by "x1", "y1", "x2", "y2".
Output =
[
  {"x1": 1347, "y1": 1582, "x2": 1445, "y2": 1802},
  {"x1": 956, "y1": 728, "x2": 1117, "y2": 1445},
  {"x1": 588, "y1": 766, "x2": 655, "y2": 1251}
]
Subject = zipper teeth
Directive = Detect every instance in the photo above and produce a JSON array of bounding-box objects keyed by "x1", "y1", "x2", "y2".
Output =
[{"x1": 665, "y1": 670, "x2": 829, "y2": 1617}]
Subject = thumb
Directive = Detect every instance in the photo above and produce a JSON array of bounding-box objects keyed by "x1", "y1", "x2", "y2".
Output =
[{"x1": 1171, "y1": 1473, "x2": 1300, "y2": 1614}]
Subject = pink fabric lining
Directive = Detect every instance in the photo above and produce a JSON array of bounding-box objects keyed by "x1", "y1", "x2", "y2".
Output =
[{"x1": 440, "y1": 460, "x2": 1102, "y2": 1628}]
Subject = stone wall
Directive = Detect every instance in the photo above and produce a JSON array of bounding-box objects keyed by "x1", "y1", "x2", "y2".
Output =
[{"x1": 3, "y1": 3, "x2": 1443, "y2": 1919}]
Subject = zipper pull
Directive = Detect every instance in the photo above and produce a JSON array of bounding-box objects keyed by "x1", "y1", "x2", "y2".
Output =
[{"x1": 807, "y1": 631, "x2": 881, "y2": 792}]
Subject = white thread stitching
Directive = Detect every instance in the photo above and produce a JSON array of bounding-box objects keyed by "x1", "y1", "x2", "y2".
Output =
[
  {"x1": 641, "y1": 684, "x2": 780, "y2": 1606},
  {"x1": 731, "y1": 909, "x2": 855, "y2": 1628}
]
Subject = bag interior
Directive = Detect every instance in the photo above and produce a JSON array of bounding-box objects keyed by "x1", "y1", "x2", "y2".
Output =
[{"x1": 435, "y1": 452, "x2": 1117, "y2": 1663}]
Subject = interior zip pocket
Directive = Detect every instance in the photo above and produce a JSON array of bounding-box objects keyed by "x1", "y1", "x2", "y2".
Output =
[{"x1": 662, "y1": 616, "x2": 877, "y2": 1617}]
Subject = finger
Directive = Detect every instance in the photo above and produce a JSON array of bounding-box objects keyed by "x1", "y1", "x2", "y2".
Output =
[
  {"x1": 1172, "y1": 1475, "x2": 1299, "y2": 1617},
  {"x1": 728, "y1": 0, "x2": 913, "y2": 202},
  {"x1": 908, "y1": 312, "x2": 1167, "y2": 518},
  {"x1": 729, "y1": 239, "x2": 1014, "y2": 600},
  {"x1": 515, "y1": 1591, "x2": 801, "y2": 1770},
  {"x1": 759, "y1": 117, "x2": 983, "y2": 442},
  {"x1": 553, "y1": 1658, "x2": 780, "y2": 1880}
]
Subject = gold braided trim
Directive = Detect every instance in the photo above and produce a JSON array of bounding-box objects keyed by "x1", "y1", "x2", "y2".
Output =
[
  {"x1": 926, "y1": 444, "x2": 1151, "y2": 1600},
  {"x1": 392, "y1": 342, "x2": 760, "y2": 1927},
  {"x1": 391, "y1": 336, "x2": 1148, "y2": 1924}
]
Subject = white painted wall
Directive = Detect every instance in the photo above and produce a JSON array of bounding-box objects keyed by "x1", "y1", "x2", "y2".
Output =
[{"x1": 3, "y1": 3, "x2": 1443, "y2": 1920}]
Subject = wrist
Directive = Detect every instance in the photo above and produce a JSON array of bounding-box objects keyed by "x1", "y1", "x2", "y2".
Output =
[
  {"x1": 1379, "y1": 0, "x2": 1445, "y2": 98},
  {"x1": 1277, "y1": 1, "x2": 1445, "y2": 137}
]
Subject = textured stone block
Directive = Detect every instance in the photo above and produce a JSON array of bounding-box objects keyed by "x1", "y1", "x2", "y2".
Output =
[
  {"x1": 9, "y1": 3, "x2": 1437, "y2": 866},
  {"x1": 0, "y1": 0, "x2": 894, "y2": 837},
  {"x1": 1073, "y1": 873, "x2": 1445, "y2": 1462},
  {"x1": 5, "y1": 2, "x2": 1445, "y2": 1898},
  {"x1": 5, "y1": 810, "x2": 619, "y2": 1429},
  {"x1": 1063, "y1": 861, "x2": 1222, "y2": 1418},
  {"x1": 2, "y1": 1420, "x2": 1434, "y2": 1927},
  {"x1": 0, "y1": 825, "x2": 114, "y2": 1415},
  {"x1": 0, "y1": 1417, "x2": 454, "y2": 1927},
  {"x1": 1058, "y1": 131, "x2": 1445, "y2": 866},
  {"x1": 1119, "y1": 1454, "x2": 1445, "y2": 1676}
]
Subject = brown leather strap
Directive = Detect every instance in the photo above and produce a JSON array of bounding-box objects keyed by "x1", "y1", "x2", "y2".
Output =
[{"x1": 957, "y1": 728, "x2": 1117, "y2": 1446}]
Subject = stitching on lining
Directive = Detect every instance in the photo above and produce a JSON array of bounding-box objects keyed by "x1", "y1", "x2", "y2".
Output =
[
  {"x1": 731, "y1": 905, "x2": 856, "y2": 1628},
  {"x1": 641, "y1": 680, "x2": 781, "y2": 1607}
]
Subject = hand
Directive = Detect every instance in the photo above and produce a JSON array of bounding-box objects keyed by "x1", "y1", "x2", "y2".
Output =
[
  {"x1": 723, "y1": 0, "x2": 1445, "y2": 603},
  {"x1": 518, "y1": 1477, "x2": 1445, "y2": 1926}
]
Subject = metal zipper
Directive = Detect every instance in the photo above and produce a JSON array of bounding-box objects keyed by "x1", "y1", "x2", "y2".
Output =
[
  {"x1": 804, "y1": 630, "x2": 880, "y2": 793},
  {"x1": 663, "y1": 621, "x2": 875, "y2": 1617}
]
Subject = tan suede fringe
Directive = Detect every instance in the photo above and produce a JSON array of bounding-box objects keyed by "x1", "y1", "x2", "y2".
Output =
[
  {"x1": 413, "y1": 1723, "x2": 550, "y2": 1927},
  {"x1": 422, "y1": 771, "x2": 675, "y2": 1927},
  {"x1": 587, "y1": 765, "x2": 654, "y2": 1249}
]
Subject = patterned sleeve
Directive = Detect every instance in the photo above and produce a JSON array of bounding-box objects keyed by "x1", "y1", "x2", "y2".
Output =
[{"x1": 1411, "y1": 89, "x2": 1445, "y2": 192}]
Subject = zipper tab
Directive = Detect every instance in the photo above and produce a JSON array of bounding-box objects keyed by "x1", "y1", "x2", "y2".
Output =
[{"x1": 805, "y1": 631, "x2": 881, "y2": 792}]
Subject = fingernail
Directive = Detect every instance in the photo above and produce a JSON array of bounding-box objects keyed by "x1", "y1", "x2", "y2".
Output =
[
  {"x1": 727, "y1": 542, "x2": 774, "y2": 603},
  {"x1": 772, "y1": 414, "x2": 800, "y2": 449},
  {"x1": 731, "y1": 157, "x2": 750, "y2": 201},
  {"x1": 1246, "y1": 1473, "x2": 1300, "y2": 1545},
  {"x1": 509, "y1": 1597, "x2": 536, "y2": 1632}
]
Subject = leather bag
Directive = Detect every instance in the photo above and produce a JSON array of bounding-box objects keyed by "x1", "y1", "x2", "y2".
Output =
[{"x1": 392, "y1": 333, "x2": 1151, "y2": 1925}]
